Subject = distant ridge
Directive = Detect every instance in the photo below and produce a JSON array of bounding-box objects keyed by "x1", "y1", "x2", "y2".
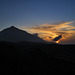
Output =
[{"x1": 0, "y1": 26, "x2": 48, "y2": 43}]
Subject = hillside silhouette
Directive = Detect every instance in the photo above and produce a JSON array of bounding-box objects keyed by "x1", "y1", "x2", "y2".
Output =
[
  {"x1": 0, "y1": 26, "x2": 47, "y2": 43},
  {"x1": 0, "y1": 26, "x2": 75, "y2": 75}
]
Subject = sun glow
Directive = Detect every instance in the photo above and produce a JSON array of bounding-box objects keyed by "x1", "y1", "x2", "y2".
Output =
[
  {"x1": 56, "y1": 40, "x2": 59, "y2": 43},
  {"x1": 22, "y1": 21, "x2": 75, "y2": 43}
]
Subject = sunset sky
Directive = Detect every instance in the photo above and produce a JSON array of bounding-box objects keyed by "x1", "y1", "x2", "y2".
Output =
[{"x1": 0, "y1": 0, "x2": 75, "y2": 44}]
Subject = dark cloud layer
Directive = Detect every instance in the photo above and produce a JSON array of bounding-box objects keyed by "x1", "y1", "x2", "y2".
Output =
[{"x1": 53, "y1": 35, "x2": 62, "y2": 41}]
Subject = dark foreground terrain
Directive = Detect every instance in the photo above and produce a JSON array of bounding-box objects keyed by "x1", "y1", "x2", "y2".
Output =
[{"x1": 0, "y1": 41, "x2": 75, "y2": 75}]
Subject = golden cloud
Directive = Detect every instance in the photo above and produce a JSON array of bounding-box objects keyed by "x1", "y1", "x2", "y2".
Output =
[{"x1": 22, "y1": 21, "x2": 75, "y2": 43}]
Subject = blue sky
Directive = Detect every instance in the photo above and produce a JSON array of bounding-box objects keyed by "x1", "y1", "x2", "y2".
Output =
[
  {"x1": 0, "y1": 0, "x2": 75, "y2": 44},
  {"x1": 0, "y1": 0, "x2": 75, "y2": 30}
]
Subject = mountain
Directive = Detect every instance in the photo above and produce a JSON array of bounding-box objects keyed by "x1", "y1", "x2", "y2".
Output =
[{"x1": 0, "y1": 26, "x2": 47, "y2": 43}]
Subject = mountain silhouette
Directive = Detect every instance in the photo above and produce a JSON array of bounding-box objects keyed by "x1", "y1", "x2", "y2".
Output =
[{"x1": 0, "y1": 26, "x2": 47, "y2": 43}]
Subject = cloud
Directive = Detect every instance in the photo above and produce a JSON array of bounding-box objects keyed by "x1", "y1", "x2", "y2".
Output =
[
  {"x1": 61, "y1": 34, "x2": 75, "y2": 44},
  {"x1": 53, "y1": 35, "x2": 62, "y2": 41},
  {"x1": 70, "y1": 29, "x2": 75, "y2": 30},
  {"x1": 22, "y1": 21, "x2": 75, "y2": 43}
]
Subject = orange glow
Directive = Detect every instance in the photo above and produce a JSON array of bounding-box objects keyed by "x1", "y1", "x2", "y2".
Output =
[
  {"x1": 52, "y1": 35, "x2": 58, "y2": 38},
  {"x1": 56, "y1": 40, "x2": 59, "y2": 43},
  {"x1": 43, "y1": 37, "x2": 51, "y2": 42},
  {"x1": 22, "y1": 21, "x2": 75, "y2": 43}
]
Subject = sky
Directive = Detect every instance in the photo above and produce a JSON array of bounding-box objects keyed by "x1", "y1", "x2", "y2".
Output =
[{"x1": 0, "y1": 0, "x2": 75, "y2": 44}]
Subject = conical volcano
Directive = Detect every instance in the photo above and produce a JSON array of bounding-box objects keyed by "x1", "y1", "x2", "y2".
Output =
[{"x1": 0, "y1": 26, "x2": 47, "y2": 43}]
